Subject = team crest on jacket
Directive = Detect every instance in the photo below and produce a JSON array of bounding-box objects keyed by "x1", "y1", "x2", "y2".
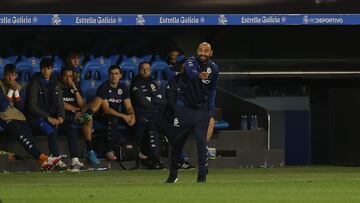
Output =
[
  {"x1": 173, "y1": 117, "x2": 180, "y2": 127},
  {"x1": 207, "y1": 67, "x2": 212, "y2": 74},
  {"x1": 150, "y1": 84, "x2": 156, "y2": 91},
  {"x1": 118, "y1": 89, "x2": 123, "y2": 95}
]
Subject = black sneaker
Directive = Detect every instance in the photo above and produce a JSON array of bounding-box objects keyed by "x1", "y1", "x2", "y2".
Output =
[
  {"x1": 197, "y1": 175, "x2": 206, "y2": 183},
  {"x1": 178, "y1": 160, "x2": 195, "y2": 170},
  {"x1": 165, "y1": 174, "x2": 178, "y2": 183}
]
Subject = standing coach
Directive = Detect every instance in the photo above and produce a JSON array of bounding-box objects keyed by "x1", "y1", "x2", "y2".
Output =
[{"x1": 166, "y1": 42, "x2": 219, "y2": 183}]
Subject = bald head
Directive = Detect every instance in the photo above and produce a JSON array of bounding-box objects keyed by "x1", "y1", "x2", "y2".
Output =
[
  {"x1": 198, "y1": 42, "x2": 212, "y2": 50},
  {"x1": 197, "y1": 42, "x2": 213, "y2": 63}
]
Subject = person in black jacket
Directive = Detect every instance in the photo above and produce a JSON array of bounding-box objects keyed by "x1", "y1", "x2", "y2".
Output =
[
  {"x1": 26, "y1": 57, "x2": 82, "y2": 170},
  {"x1": 131, "y1": 61, "x2": 167, "y2": 169}
]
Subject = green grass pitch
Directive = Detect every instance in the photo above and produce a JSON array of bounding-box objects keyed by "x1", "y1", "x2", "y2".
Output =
[{"x1": 1, "y1": 166, "x2": 360, "y2": 203}]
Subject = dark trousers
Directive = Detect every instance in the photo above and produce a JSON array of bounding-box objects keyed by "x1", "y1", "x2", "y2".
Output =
[
  {"x1": 30, "y1": 118, "x2": 60, "y2": 157},
  {"x1": 58, "y1": 120, "x2": 79, "y2": 158},
  {"x1": 156, "y1": 113, "x2": 177, "y2": 144},
  {"x1": 134, "y1": 113, "x2": 162, "y2": 162},
  {"x1": 102, "y1": 115, "x2": 126, "y2": 152},
  {"x1": 169, "y1": 106, "x2": 210, "y2": 177},
  {"x1": 30, "y1": 118, "x2": 79, "y2": 158},
  {"x1": 3, "y1": 120, "x2": 41, "y2": 159}
]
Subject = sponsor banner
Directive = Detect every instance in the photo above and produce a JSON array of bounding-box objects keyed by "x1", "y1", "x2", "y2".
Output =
[
  {"x1": 0, "y1": 14, "x2": 50, "y2": 25},
  {"x1": 0, "y1": 14, "x2": 358, "y2": 26}
]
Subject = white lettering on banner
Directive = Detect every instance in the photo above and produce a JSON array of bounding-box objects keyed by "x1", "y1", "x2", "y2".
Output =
[
  {"x1": 10, "y1": 16, "x2": 32, "y2": 24},
  {"x1": 0, "y1": 17, "x2": 11, "y2": 24},
  {"x1": 159, "y1": 16, "x2": 200, "y2": 24},
  {"x1": 241, "y1": 16, "x2": 281, "y2": 24},
  {"x1": 309, "y1": 17, "x2": 344, "y2": 24},
  {"x1": 97, "y1": 17, "x2": 117, "y2": 24},
  {"x1": 76, "y1": 16, "x2": 117, "y2": 24},
  {"x1": 241, "y1": 17, "x2": 261, "y2": 24},
  {"x1": 262, "y1": 16, "x2": 281, "y2": 23},
  {"x1": 160, "y1": 17, "x2": 179, "y2": 24},
  {"x1": 76, "y1": 17, "x2": 96, "y2": 24},
  {"x1": 180, "y1": 16, "x2": 199, "y2": 24}
]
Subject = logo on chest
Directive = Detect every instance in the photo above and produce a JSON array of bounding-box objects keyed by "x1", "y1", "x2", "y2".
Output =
[
  {"x1": 202, "y1": 67, "x2": 212, "y2": 84},
  {"x1": 108, "y1": 98, "x2": 122, "y2": 103},
  {"x1": 173, "y1": 117, "x2": 180, "y2": 127},
  {"x1": 202, "y1": 79, "x2": 211, "y2": 84},
  {"x1": 63, "y1": 97, "x2": 75, "y2": 102},
  {"x1": 150, "y1": 83, "x2": 157, "y2": 91}
]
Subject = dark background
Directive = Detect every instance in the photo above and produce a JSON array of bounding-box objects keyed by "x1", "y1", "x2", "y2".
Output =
[{"x1": 1, "y1": 0, "x2": 360, "y2": 14}]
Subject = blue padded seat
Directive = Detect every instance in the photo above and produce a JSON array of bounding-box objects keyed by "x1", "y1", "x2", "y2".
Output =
[{"x1": 80, "y1": 57, "x2": 110, "y2": 102}]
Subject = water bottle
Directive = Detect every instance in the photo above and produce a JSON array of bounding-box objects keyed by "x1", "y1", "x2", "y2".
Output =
[
  {"x1": 249, "y1": 115, "x2": 259, "y2": 130},
  {"x1": 36, "y1": 118, "x2": 55, "y2": 136},
  {"x1": 253, "y1": 115, "x2": 259, "y2": 129},
  {"x1": 240, "y1": 115, "x2": 248, "y2": 130}
]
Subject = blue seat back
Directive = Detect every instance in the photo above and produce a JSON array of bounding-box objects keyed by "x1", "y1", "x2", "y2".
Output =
[
  {"x1": 0, "y1": 58, "x2": 10, "y2": 79},
  {"x1": 53, "y1": 58, "x2": 63, "y2": 76},
  {"x1": 151, "y1": 60, "x2": 170, "y2": 94},
  {"x1": 127, "y1": 56, "x2": 145, "y2": 65},
  {"x1": 15, "y1": 57, "x2": 40, "y2": 86},
  {"x1": 6, "y1": 56, "x2": 18, "y2": 64},
  {"x1": 109, "y1": 54, "x2": 120, "y2": 65},
  {"x1": 119, "y1": 59, "x2": 138, "y2": 88},
  {"x1": 141, "y1": 55, "x2": 153, "y2": 62},
  {"x1": 80, "y1": 57, "x2": 110, "y2": 101}
]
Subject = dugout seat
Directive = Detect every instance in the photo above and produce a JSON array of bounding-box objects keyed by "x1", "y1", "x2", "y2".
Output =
[
  {"x1": 150, "y1": 59, "x2": 169, "y2": 94},
  {"x1": 15, "y1": 57, "x2": 40, "y2": 86},
  {"x1": 109, "y1": 54, "x2": 120, "y2": 65},
  {"x1": 0, "y1": 58, "x2": 10, "y2": 79},
  {"x1": 5, "y1": 56, "x2": 18, "y2": 64},
  {"x1": 80, "y1": 57, "x2": 110, "y2": 102},
  {"x1": 119, "y1": 58, "x2": 138, "y2": 88}
]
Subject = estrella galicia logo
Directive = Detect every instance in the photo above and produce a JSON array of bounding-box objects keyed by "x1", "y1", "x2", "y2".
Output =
[
  {"x1": 136, "y1": 15, "x2": 145, "y2": 25},
  {"x1": 303, "y1": 15, "x2": 309, "y2": 24},
  {"x1": 51, "y1": 14, "x2": 61, "y2": 25},
  {"x1": 218, "y1": 14, "x2": 228, "y2": 25}
]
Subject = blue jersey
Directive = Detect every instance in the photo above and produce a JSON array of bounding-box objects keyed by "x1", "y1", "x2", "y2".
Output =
[
  {"x1": 180, "y1": 56, "x2": 219, "y2": 115},
  {"x1": 96, "y1": 81, "x2": 129, "y2": 112}
]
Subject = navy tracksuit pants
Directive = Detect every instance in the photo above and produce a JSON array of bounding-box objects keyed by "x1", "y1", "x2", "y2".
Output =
[
  {"x1": 103, "y1": 115, "x2": 126, "y2": 152},
  {"x1": 3, "y1": 120, "x2": 41, "y2": 159},
  {"x1": 169, "y1": 105, "x2": 210, "y2": 177},
  {"x1": 30, "y1": 118, "x2": 79, "y2": 158}
]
